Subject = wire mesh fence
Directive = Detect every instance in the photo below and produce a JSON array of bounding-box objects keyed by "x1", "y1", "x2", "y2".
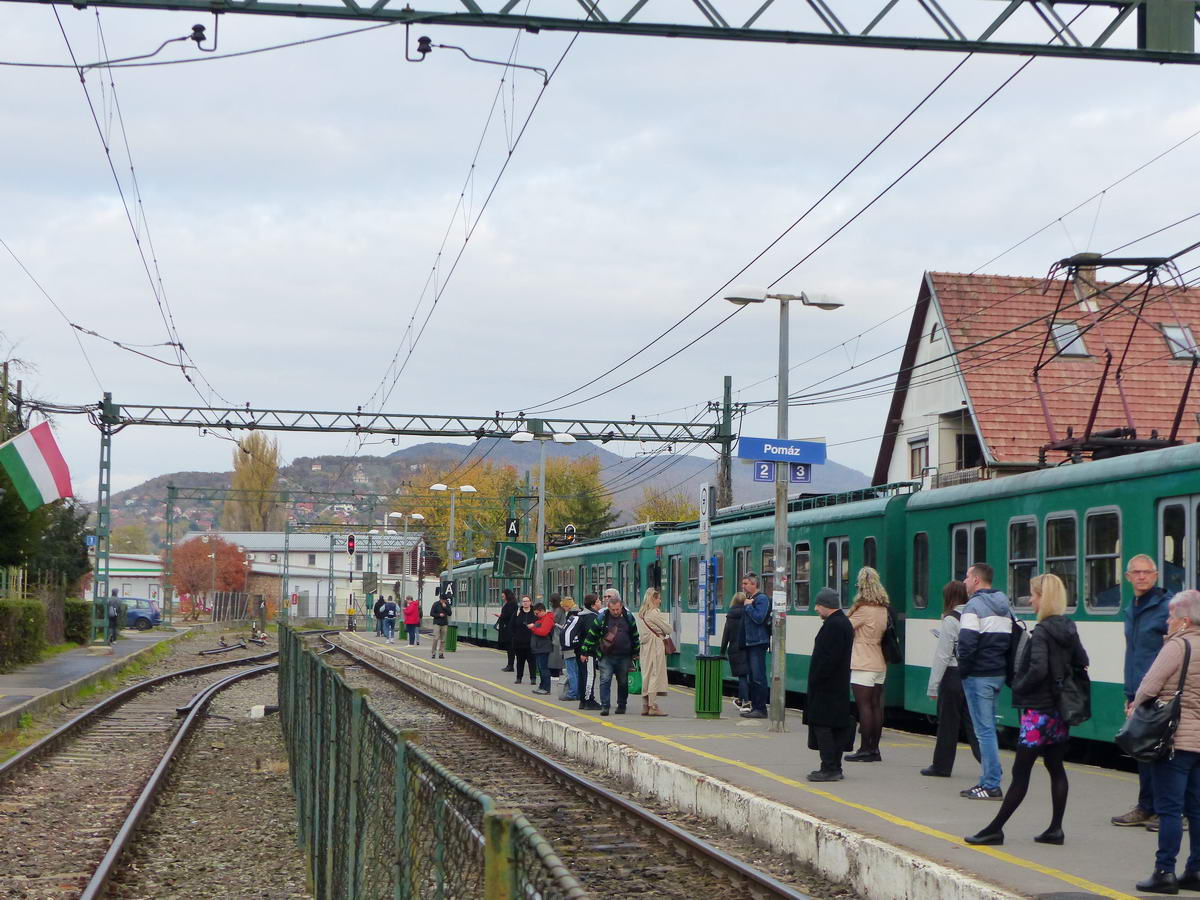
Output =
[{"x1": 278, "y1": 626, "x2": 588, "y2": 899}]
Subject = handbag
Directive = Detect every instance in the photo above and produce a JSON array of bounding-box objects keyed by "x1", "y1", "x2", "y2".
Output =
[
  {"x1": 881, "y1": 607, "x2": 903, "y2": 665},
  {"x1": 628, "y1": 663, "x2": 643, "y2": 695},
  {"x1": 1116, "y1": 639, "x2": 1191, "y2": 762},
  {"x1": 1050, "y1": 632, "x2": 1092, "y2": 726},
  {"x1": 641, "y1": 612, "x2": 678, "y2": 655}
]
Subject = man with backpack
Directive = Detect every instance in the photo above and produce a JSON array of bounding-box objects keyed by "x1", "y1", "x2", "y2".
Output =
[
  {"x1": 579, "y1": 589, "x2": 639, "y2": 716},
  {"x1": 740, "y1": 573, "x2": 772, "y2": 719},
  {"x1": 571, "y1": 594, "x2": 602, "y2": 710},
  {"x1": 373, "y1": 594, "x2": 387, "y2": 636},
  {"x1": 957, "y1": 563, "x2": 1013, "y2": 800}
]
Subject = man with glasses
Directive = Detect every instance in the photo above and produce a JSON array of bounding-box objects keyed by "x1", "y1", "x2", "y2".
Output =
[{"x1": 1113, "y1": 554, "x2": 1172, "y2": 828}]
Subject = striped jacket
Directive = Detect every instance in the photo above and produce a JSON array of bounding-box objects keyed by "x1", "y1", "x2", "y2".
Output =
[{"x1": 956, "y1": 588, "x2": 1012, "y2": 679}]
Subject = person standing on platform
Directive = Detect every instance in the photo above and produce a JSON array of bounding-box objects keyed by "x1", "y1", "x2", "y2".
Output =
[
  {"x1": 497, "y1": 588, "x2": 518, "y2": 672},
  {"x1": 636, "y1": 588, "x2": 672, "y2": 717},
  {"x1": 720, "y1": 592, "x2": 750, "y2": 711},
  {"x1": 1114, "y1": 553, "x2": 1172, "y2": 829},
  {"x1": 107, "y1": 590, "x2": 121, "y2": 644},
  {"x1": 846, "y1": 567, "x2": 890, "y2": 762},
  {"x1": 805, "y1": 588, "x2": 854, "y2": 782},
  {"x1": 381, "y1": 595, "x2": 398, "y2": 644},
  {"x1": 511, "y1": 596, "x2": 537, "y2": 685},
  {"x1": 548, "y1": 594, "x2": 565, "y2": 685},
  {"x1": 580, "y1": 589, "x2": 640, "y2": 717},
  {"x1": 965, "y1": 574, "x2": 1088, "y2": 847},
  {"x1": 558, "y1": 598, "x2": 580, "y2": 701},
  {"x1": 740, "y1": 573, "x2": 771, "y2": 720},
  {"x1": 528, "y1": 602, "x2": 556, "y2": 694},
  {"x1": 373, "y1": 594, "x2": 386, "y2": 637},
  {"x1": 1131, "y1": 590, "x2": 1200, "y2": 895},
  {"x1": 403, "y1": 596, "x2": 421, "y2": 646},
  {"x1": 429, "y1": 594, "x2": 451, "y2": 659},
  {"x1": 924, "y1": 581, "x2": 980, "y2": 777},
  {"x1": 957, "y1": 563, "x2": 1013, "y2": 800},
  {"x1": 573, "y1": 595, "x2": 602, "y2": 710}
]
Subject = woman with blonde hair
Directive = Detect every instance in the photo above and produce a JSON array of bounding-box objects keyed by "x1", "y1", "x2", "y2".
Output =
[
  {"x1": 636, "y1": 587, "x2": 672, "y2": 716},
  {"x1": 966, "y1": 573, "x2": 1088, "y2": 847},
  {"x1": 846, "y1": 567, "x2": 890, "y2": 762}
]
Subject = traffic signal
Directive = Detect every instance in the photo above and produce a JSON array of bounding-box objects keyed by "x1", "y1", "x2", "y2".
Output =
[{"x1": 347, "y1": 534, "x2": 356, "y2": 555}]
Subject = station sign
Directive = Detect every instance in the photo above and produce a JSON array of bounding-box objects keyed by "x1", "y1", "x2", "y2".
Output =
[
  {"x1": 505, "y1": 518, "x2": 520, "y2": 538},
  {"x1": 698, "y1": 482, "x2": 715, "y2": 546},
  {"x1": 752, "y1": 462, "x2": 813, "y2": 484},
  {"x1": 737, "y1": 436, "x2": 826, "y2": 465}
]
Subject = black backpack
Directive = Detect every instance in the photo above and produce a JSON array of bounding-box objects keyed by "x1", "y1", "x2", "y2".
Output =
[
  {"x1": 882, "y1": 607, "x2": 903, "y2": 665},
  {"x1": 1005, "y1": 614, "x2": 1029, "y2": 686}
]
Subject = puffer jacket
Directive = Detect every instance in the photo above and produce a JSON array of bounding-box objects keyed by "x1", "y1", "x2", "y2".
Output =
[
  {"x1": 1134, "y1": 627, "x2": 1200, "y2": 753},
  {"x1": 957, "y1": 588, "x2": 1012, "y2": 678},
  {"x1": 1011, "y1": 615, "x2": 1089, "y2": 711}
]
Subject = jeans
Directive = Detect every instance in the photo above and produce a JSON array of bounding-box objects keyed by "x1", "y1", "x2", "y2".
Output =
[
  {"x1": 963, "y1": 674, "x2": 1005, "y2": 790},
  {"x1": 382, "y1": 619, "x2": 396, "y2": 640},
  {"x1": 737, "y1": 673, "x2": 750, "y2": 704},
  {"x1": 598, "y1": 654, "x2": 633, "y2": 710},
  {"x1": 534, "y1": 653, "x2": 551, "y2": 691},
  {"x1": 1140, "y1": 760, "x2": 1157, "y2": 814},
  {"x1": 406, "y1": 624, "x2": 418, "y2": 645},
  {"x1": 563, "y1": 657, "x2": 579, "y2": 700},
  {"x1": 107, "y1": 616, "x2": 119, "y2": 643},
  {"x1": 746, "y1": 644, "x2": 769, "y2": 712},
  {"x1": 1154, "y1": 749, "x2": 1200, "y2": 872},
  {"x1": 375, "y1": 616, "x2": 384, "y2": 636}
]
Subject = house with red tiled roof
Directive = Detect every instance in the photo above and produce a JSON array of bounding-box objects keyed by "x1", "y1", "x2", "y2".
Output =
[{"x1": 873, "y1": 265, "x2": 1200, "y2": 488}]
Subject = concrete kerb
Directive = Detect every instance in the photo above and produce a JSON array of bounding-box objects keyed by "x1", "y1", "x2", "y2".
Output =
[
  {"x1": 0, "y1": 627, "x2": 198, "y2": 735},
  {"x1": 342, "y1": 636, "x2": 1016, "y2": 900}
]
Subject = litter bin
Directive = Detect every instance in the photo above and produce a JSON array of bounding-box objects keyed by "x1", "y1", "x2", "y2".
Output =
[
  {"x1": 445, "y1": 624, "x2": 459, "y2": 653},
  {"x1": 694, "y1": 654, "x2": 723, "y2": 719}
]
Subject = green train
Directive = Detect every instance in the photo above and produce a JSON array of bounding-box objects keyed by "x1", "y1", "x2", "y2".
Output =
[{"x1": 447, "y1": 440, "x2": 1200, "y2": 744}]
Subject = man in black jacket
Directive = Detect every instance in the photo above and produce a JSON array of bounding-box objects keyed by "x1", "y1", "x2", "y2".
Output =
[
  {"x1": 579, "y1": 589, "x2": 640, "y2": 716},
  {"x1": 373, "y1": 595, "x2": 387, "y2": 637},
  {"x1": 570, "y1": 595, "x2": 602, "y2": 710},
  {"x1": 429, "y1": 595, "x2": 452, "y2": 659},
  {"x1": 805, "y1": 587, "x2": 854, "y2": 782}
]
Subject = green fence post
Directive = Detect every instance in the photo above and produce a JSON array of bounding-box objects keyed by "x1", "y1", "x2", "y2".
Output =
[
  {"x1": 694, "y1": 654, "x2": 724, "y2": 719},
  {"x1": 347, "y1": 690, "x2": 364, "y2": 900},
  {"x1": 483, "y1": 809, "x2": 516, "y2": 900},
  {"x1": 323, "y1": 668, "x2": 340, "y2": 900}
]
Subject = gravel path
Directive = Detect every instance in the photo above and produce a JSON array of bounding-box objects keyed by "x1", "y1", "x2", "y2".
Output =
[{"x1": 108, "y1": 673, "x2": 310, "y2": 900}]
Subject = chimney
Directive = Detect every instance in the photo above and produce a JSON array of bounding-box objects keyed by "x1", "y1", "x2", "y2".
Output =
[{"x1": 1071, "y1": 251, "x2": 1103, "y2": 312}]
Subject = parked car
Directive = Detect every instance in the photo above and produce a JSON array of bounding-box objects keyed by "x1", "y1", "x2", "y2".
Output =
[{"x1": 125, "y1": 598, "x2": 161, "y2": 631}]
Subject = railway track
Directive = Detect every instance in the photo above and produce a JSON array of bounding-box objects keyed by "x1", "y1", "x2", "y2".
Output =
[
  {"x1": 0, "y1": 649, "x2": 280, "y2": 899},
  {"x1": 322, "y1": 634, "x2": 813, "y2": 900}
]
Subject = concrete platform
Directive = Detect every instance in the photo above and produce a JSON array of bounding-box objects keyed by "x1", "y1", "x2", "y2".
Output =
[
  {"x1": 0, "y1": 629, "x2": 183, "y2": 731},
  {"x1": 346, "y1": 633, "x2": 1156, "y2": 900}
]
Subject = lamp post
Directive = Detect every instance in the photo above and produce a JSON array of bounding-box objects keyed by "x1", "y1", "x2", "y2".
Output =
[
  {"x1": 510, "y1": 422, "x2": 576, "y2": 600},
  {"x1": 429, "y1": 483, "x2": 476, "y2": 580},
  {"x1": 725, "y1": 287, "x2": 842, "y2": 732},
  {"x1": 389, "y1": 511, "x2": 424, "y2": 603},
  {"x1": 201, "y1": 533, "x2": 216, "y2": 620}
]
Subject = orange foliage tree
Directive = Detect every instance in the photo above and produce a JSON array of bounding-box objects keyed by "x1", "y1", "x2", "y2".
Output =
[{"x1": 168, "y1": 536, "x2": 248, "y2": 598}]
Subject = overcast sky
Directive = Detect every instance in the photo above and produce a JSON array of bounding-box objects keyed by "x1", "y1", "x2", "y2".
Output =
[{"x1": 1, "y1": 3, "x2": 1198, "y2": 503}]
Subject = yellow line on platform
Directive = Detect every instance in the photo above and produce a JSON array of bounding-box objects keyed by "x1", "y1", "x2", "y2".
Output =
[{"x1": 373, "y1": 640, "x2": 1136, "y2": 900}]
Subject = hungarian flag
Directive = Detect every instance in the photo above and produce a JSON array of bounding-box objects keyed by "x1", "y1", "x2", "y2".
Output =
[{"x1": 0, "y1": 422, "x2": 73, "y2": 511}]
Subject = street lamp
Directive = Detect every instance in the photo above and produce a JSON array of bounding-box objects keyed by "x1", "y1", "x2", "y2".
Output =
[
  {"x1": 388, "y1": 511, "x2": 424, "y2": 602},
  {"x1": 724, "y1": 286, "x2": 842, "y2": 732},
  {"x1": 201, "y1": 533, "x2": 217, "y2": 620},
  {"x1": 429, "y1": 484, "x2": 476, "y2": 578},
  {"x1": 511, "y1": 424, "x2": 576, "y2": 600}
]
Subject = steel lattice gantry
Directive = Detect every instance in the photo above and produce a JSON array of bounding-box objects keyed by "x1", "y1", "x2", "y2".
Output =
[{"x1": 13, "y1": 0, "x2": 1200, "y2": 62}]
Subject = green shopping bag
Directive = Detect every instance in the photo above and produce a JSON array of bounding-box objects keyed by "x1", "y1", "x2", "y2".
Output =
[{"x1": 628, "y1": 663, "x2": 643, "y2": 695}]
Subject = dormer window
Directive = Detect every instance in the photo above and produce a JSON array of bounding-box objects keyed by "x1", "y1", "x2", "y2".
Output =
[
  {"x1": 1162, "y1": 323, "x2": 1197, "y2": 359},
  {"x1": 1051, "y1": 321, "x2": 1088, "y2": 357}
]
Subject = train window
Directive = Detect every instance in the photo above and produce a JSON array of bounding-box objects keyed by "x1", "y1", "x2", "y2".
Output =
[
  {"x1": 1008, "y1": 518, "x2": 1038, "y2": 608},
  {"x1": 1161, "y1": 500, "x2": 1188, "y2": 594},
  {"x1": 1045, "y1": 515, "x2": 1078, "y2": 607},
  {"x1": 951, "y1": 521, "x2": 986, "y2": 581},
  {"x1": 734, "y1": 546, "x2": 751, "y2": 590},
  {"x1": 863, "y1": 537, "x2": 877, "y2": 571},
  {"x1": 762, "y1": 546, "x2": 792, "y2": 597},
  {"x1": 618, "y1": 561, "x2": 630, "y2": 606},
  {"x1": 1085, "y1": 508, "x2": 1122, "y2": 610},
  {"x1": 687, "y1": 557, "x2": 699, "y2": 609},
  {"x1": 713, "y1": 552, "x2": 725, "y2": 607},
  {"x1": 912, "y1": 532, "x2": 929, "y2": 608},
  {"x1": 794, "y1": 542, "x2": 811, "y2": 609},
  {"x1": 669, "y1": 555, "x2": 682, "y2": 610},
  {"x1": 606, "y1": 563, "x2": 614, "y2": 592},
  {"x1": 825, "y1": 537, "x2": 850, "y2": 604}
]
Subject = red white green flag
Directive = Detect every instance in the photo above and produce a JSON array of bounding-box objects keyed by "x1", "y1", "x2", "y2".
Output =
[{"x1": 0, "y1": 422, "x2": 73, "y2": 511}]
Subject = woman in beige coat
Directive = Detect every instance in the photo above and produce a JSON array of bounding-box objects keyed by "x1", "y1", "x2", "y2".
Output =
[
  {"x1": 846, "y1": 567, "x2": 890, "y2": 762},
  {"x1": 1132, "y1": 589, "x2": 1200, "y2": 895},
  {"x1": 636, "y1": 588, "x2": 672, "y2": 716}
]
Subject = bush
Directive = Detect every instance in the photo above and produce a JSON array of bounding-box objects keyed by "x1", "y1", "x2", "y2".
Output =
[
  {"x1": 64, "y1": 599, "x2": 91, "y2": 645},
  {"x1": 0, "y1": 600, "x2": 47, "y2": 672}
]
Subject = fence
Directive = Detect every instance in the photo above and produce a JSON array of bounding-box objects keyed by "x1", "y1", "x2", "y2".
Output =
[{"x1": 278, "y1": 626, "x2": 587, "y2": 900}]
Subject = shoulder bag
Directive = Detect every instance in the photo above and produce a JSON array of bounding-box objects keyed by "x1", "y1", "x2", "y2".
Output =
[
  {"x1": 1116, "y1": 638, "x2": 1191, "y2": 762},
  {"x1": 639, "y1": 611, "x2": 678, "y2": 655},
  {"x1": 1050, "y1": 632, "x2": 1092, "y2": 726},
  {"x1": 881, "y1": 607, "x2": 903, "y2": 665}
]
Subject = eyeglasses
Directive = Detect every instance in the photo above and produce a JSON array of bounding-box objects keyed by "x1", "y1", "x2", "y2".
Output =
[{"x1": 1127, "y1": 570, "x2": 1157, "y2": 576}]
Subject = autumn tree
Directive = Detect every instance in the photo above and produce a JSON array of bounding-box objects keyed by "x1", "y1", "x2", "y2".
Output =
[
  {"x1": 404, "y1": 458, "x2": 522, "y2": 564},
  {"x1": 168, "y1": 536, "x2": 248, "y2": 612},
  {"x1": 632, "y1": 486, "x2": 699, "y2": 523},
  {"x1": 222, "y1": 433, "x2": 284, "y2": 531},
  {"x1": 544, "y1": 456, "x2": 618, "y2": 540},
  {"x1": 110, "y1": 523, "x2": 151, "y2": 553}
]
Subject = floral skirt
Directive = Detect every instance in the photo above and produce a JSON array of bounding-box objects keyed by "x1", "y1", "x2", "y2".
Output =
[{"x1": 1018, "y1": 707, "x2": 1069, "y2": 748}]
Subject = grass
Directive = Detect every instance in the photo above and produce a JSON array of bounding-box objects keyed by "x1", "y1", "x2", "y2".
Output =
[{"x1": 38, "y1": 641, "x2": 82, "y2": 663}]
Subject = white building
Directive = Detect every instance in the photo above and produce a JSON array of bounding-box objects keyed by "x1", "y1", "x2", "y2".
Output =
[{"x1": 104, "y1": 553, "x2": 164, "y2": 602}]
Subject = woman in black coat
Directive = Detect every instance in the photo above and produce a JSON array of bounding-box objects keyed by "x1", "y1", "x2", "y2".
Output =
[
  {"x1": 509, "y1": 595, "x2": 537, "y2": 685},
  {"x1": 720, "y1": 592, "x2": 750, "y2": 711},
  {"x1": 805, "y1": 587, "x2": 855, "y2": 782},
  {"x1": 497, "y1": 589, "x2": 518, "y2": 672}
]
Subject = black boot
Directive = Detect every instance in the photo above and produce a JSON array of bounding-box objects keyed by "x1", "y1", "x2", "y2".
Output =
[
  {"x1": 1136, "y1": 870, "x2": 1179, "y2": 894},
  {"x1": 1178, "y1": 871, "x2": 1200, "y2": 891}
]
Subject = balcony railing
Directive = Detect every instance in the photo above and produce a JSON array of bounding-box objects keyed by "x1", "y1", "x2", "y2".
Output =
[{"x1": 931, "y1": 466, "x2": 990, "y2": 489}]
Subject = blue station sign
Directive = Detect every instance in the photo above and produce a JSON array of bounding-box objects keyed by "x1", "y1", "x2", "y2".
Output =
[{"x1": 737, "y1": 436, "x2": 827, "y2": 465}]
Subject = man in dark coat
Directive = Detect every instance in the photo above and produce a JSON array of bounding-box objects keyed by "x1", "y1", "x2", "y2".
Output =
[{"x1": 805, "y1": 587, "x2": 854, "y2": 782}]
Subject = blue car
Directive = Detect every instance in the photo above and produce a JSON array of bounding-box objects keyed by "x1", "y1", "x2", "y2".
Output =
[{"x1": 124, "y1": 598, "x2": 162, "y2": 631}]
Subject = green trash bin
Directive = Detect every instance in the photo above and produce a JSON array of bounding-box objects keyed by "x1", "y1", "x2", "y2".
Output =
[
  {"x1": 694, "y1": 654, "x2": 723, "y2": 719},
  {"x1": 444, "y1": 624, "x2": 458, "y2": 653}
]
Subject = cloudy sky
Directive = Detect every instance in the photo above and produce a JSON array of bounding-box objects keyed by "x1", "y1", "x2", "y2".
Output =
[{"x1": 1, "y1": 3, "x2": 1198, "y2": 502}]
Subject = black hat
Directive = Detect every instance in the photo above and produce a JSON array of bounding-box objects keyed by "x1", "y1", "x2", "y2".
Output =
[{"x1": 814, "y1": 587, "x2": 841, "y2": 609}]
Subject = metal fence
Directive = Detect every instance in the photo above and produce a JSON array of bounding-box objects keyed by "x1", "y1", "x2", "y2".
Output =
[{"x1": 278, "y1": 626, "x2": 587, "y2": 900}]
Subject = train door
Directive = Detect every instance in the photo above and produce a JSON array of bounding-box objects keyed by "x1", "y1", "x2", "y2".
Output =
[
  {"x1": 1159, "y1": 496, "x2": 1197, "y2": 594},
  {"x1": 824, "y1": 536, "x2": 850, "y2": 604},
  {"x1": 667, "y1": 554, "x2": 682, "y2": 630},
  {"x1": 951, "y1": 521, "x2": 987, "y2": 582}
]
